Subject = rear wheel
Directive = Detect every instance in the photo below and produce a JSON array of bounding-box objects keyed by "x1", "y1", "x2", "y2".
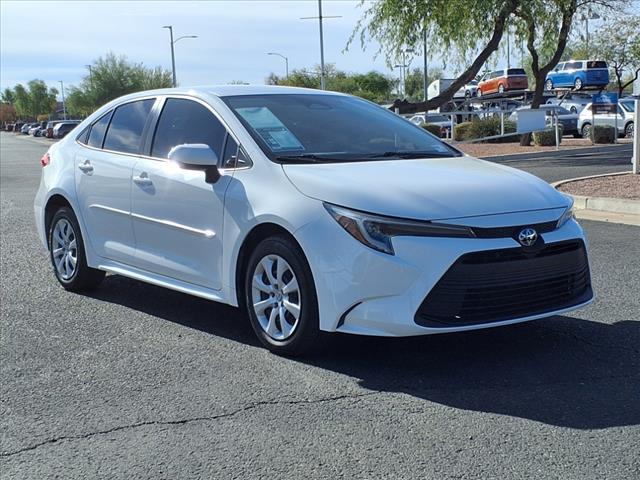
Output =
[
  {"x1": 545, "y1": 79, "x2": 553, "y2": 91},
  {"x1": 244, "y1": 235, "x2": 319, "y2": 356},
  {"x1": 574, "y1": 78, "x2": 583, "y2": 90},
  {"x1": 49, "y1": 207, "x2": 105, "y2": 291},
  {"x1": 498, "y1": 84, "x2": 505, "y2": 94},
  {"x1": 477, "y1": 88, "x2": 482, "y2": 97}
]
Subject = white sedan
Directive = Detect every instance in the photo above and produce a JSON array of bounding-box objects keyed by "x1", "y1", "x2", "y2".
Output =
[{"x1": 34, "y1": 85, "x2": 593, "y2": 355}]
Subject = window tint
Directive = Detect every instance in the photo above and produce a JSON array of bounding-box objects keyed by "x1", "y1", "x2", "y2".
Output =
[
  {"x1": 507, "y1": 68, "x2": 526, "y2": 75},
  {"x1": 566, "y1": 61, "x2": 582, "y2": 70},
  {"x1": 587, "y1": 60, "x2": 607, "y2": 69},
  {"x1": 151, "y1": 98, "x2": 227, "y2": 159},
  {"x1": 221, "y1": 135, "x2": 239, "y2": 168},
  {"x1": 87, "y1": 111, "x2": 113, "y2": 148},
  {"x1": 556, "y1": 63, "x2": 565, "y2": 71},
  {"x1": 103, "y1": 99, "x2": 154, "y2": 154},
  {"x1": 492, "y1": 71, "x2": 502, "y2": 78}
]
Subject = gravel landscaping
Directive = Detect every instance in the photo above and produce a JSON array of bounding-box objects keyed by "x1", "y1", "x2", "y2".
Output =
[{"x1": 558, "y1": 173, "x2": 640, "y2": 200}]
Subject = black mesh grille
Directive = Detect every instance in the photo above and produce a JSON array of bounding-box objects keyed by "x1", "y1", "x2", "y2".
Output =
[{"x1": 415, "y1": 240, "x2": 592, "y2": 327}]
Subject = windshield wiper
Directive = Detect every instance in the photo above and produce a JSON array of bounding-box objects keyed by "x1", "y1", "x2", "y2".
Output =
[
  {"x1": 275, "y1": 154, "x2": 360, "y2": 164},
  {"x1": 368, "y1": 151, "x2": 456, "y2": 159}
]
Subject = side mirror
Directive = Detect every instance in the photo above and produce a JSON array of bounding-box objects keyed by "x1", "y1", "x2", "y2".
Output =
[{"x1": 168, "y1": 143, "x2": 221, "y2": 184}]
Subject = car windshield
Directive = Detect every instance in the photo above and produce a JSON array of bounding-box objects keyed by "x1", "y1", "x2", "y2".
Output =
[
  {"x1": 620, "y1": 101, "x2": 635, "y2": 112},
  {"x1": 223, "y1": 94, "x2": 461, "y2": 162},
  {"x1": 426, "y1": 115, "x2": 450, "y2": 122}
]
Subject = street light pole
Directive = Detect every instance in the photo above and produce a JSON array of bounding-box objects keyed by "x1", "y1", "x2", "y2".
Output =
[
  {"x1": 85, "y1": 64, "x2": 93, "y2": 87},
  {"x1": 422, "y1": 28, "x2": 428, "y2": 102},
  {"x1": 301, "y1": 0, "x2": 341, "y2": 90},
  {"x1": 267, "y1": 52, "x2": 289, "y2": 80},
  {"x1": 58, "y1": 80, "x2": 66, "y2": 120},
  {"x1": 163, "y1": 25, "x2": 197, "y2": 87}
]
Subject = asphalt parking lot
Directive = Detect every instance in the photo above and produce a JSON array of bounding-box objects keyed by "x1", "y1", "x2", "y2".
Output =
[{"x1": 1, "y1": 132, "x2": 638, "y2": 479}]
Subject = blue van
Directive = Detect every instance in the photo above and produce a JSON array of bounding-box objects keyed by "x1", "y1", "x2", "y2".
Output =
[{"x1": 545, "y1": 60, "x2": 610, "y2": 91}]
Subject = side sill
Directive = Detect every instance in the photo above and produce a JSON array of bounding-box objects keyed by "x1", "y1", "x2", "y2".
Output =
[{"x1": 97, "y1": 260, "x2": 228, "y2": 303}]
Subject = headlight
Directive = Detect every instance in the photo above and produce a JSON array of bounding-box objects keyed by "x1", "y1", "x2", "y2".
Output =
[
  {"x1": 324, "y1": 203, "x2": 475, "y2": 255},
  {"x1": 556, "y1": 196, "x2": 575, "y2": 228}
]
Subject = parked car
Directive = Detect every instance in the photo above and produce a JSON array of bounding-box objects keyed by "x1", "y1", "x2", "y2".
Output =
[
  {"x1": 5, "y1": 123, "x2": 15, "y2": 132},
  {"x1": 509, "y1": 105, "x2": 579, "y2": 137},
  {"x1": 453, "y1": 80, "x2": 479, "y2": 99},
  {"x1": 52, "y1": 120, "x2": 80, "y2": 139},
  {"x1": 578, "y1": 102, "x2": 635, "y2": 138},
  {"x1": 28, "y1": 125, "x2": 41, "y2": 136},
  {"x1": 21, "y1": 123, "x2": 37, "y2": 134},
  {"x1": 546, "y1": 93, "x2": 592, "y2": 114},
  {"x1": 13, "y1": 122, "x2": 24, "y2": 133},
  {"x1": 544, "y1": 60, "x2": 609, "y2": 91},
  {"x1": 477, "y1": 68, "x2": 529, "y2": 96},
  {"x1": 45, "y1": 120, "x2": 65, "y2": 138},
  {"x1": 35, "y1": 86, "x2": 593, "y2": 355},
  {"x1": 408, "y1": 113, "x2": 455, "y2": 137}
]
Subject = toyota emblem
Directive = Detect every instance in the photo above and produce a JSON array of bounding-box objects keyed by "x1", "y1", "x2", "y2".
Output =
[{"x1": 518, "y1": 227, "x2": 538, "y2": 247}]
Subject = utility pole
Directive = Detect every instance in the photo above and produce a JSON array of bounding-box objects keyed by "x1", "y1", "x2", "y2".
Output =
[
  {"x1": 58, "y1": 80, "x2": 66, "y2": 120},
  {"x1": 506, "y1": 25, "x2": 511, "y2": 69},
  {"x1": 267, "y1": 52, "x2": 289, "y2": 80},
  {"x1": 422, "y1": 28, "x2": 428, "y2": 102},
  {"x1": 163, "y1": 25, "x2": 197, "y2": 87},
  {"x1": 582, "y1": 9, "x2": 600, "y2": 52},
  {"x1": 394, "y1": 48, "x2": 413, "y2": 97},
  {"x1": 301, "y1": 0, "x2": 341, "y2": 90}
]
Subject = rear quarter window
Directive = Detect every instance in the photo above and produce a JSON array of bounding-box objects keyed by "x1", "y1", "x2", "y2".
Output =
[{"x1": 587, "y1": 61, "x2": 607, "y2": 69}]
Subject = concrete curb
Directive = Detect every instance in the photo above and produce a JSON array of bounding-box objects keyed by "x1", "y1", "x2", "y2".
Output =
[
  {"x1": 552, "y1": 172, "x2": 640, "y2": 223},
  {"x1": 479, "y1": 142, "x2": 632, "y2": 161}
]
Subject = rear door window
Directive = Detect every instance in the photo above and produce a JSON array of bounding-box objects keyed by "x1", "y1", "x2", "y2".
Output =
[
  {"x1": 587, "y1": 61, "x2": 607, "y2": 69},
  {"x1": 566, "y1": 61, "x2": 583, "y2": 70},
  {"x1": 103, "y1": 99, "x2": 155, "y2": 154},
  {"x1": 151, "y1": 98, "x2": 227, "y2": 159}
]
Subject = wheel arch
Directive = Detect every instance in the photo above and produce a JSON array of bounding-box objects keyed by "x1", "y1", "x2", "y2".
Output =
[
  {"x1": 44, "y1": 193, "x2": 73, "y2": 247},
  {"x1": 234, "y1": 222, "x2": 307, "y2": 307}
]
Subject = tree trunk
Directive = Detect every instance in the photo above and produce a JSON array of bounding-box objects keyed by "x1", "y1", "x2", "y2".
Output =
[{"x1": 417, "y1": 0, "x2": 519, "y2": 111}]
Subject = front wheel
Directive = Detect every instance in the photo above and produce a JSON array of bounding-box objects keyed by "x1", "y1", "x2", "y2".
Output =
[
  {"x1": 244, "y1": 235, "x2": 319, "y2": 356},
  {"x1": 625, "y1": 122, "x2": 634, "y2": 138},
  {"x1": 574, "y1": 78, "x2": 583, "y2": 90},
  {"x1": 545, "y1": 79, "x2": 553, "y2": 91},
  {"x1": 581, "y1": 123, "x2": 592, "y2": 139},
  {"x1": 49, "y1": 207, "x2": 105, "y2": 291},
  {"x1": 498, "y1": 84, "x2": 505, "y2": 94}
]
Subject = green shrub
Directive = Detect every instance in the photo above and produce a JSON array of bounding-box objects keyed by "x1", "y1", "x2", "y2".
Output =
[
  {"x1": 592, "y1": 125, "x2": 616, "y2": 144},
  {"x1": 533, "y1": 126, "x2": 563, "y2": 146},
  {"x1": 454, "y1": 122, "x2": 473, "y2": 141},
  {"x1": 421, "y1": 123, "x2": 443, "y2": 137},
  {"x1": 463, "y1": 117, "x2": 518, "y2": 143}
]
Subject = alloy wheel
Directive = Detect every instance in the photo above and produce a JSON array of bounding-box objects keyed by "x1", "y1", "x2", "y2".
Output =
[
  {"x1": 52, "y1": 218, "x2": 77, "y2": 280},
  {"x1": 251, "y1": 254, "x2": 301, "y2": 341},
  {"x1": 574, "y1": 78, "x2": 582, "y2": 90},
  {"x1": 626, "y1": 123, "x2": 634, "y2": 138},
  {"x1": 545, "y1": 79, "x2": 553, "y2": 91}
]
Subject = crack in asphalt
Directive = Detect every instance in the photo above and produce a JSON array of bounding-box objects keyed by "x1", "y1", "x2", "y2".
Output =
[{"x1": 0, "y1": 391, "x2": 379, "y2": 459}]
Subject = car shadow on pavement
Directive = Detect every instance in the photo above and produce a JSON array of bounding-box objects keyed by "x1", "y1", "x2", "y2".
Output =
[{"x1": 88, "y1": 274, "x2": 639, "y2": 431}]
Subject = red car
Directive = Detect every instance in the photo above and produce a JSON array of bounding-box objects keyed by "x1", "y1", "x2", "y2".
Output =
[{"x1": 478, "y1": 68, "x2": 529, "y2": 96}]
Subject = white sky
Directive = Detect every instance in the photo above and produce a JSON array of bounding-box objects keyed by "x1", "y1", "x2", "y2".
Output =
[{"x1": 1, "y1": 0, "x2": 632, "y2": 96}]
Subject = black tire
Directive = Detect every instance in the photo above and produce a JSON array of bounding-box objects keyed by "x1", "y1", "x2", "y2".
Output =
[
  {"x1": 581, "y1": 123, "x2": 592, "y2": 139},
  {"x1": 625, "y1": 122, "x2": 634, "y2": 138},
  {"x1": 574, "y1": 78, "x2": 583, "y2": 90},
  {"x1": 244, "y1": 234, "x2": 319, "y2": 356},
  {"x1": 498, "y1": 84, "x2": 505, "y2": 94},
  {"x1": 48, "y1": 207, "x2": 105, "y2": 292},
  {"x1": 545, "y1": 79, "x2": 553, "y2": 91},
  {"x1": 570, "y1": 106, "x2": 578, "y2": 114}
]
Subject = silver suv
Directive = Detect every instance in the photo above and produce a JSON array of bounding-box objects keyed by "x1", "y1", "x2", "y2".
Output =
[{"x1": 578, "y1": 102, "x2": 635, "y2": 138}]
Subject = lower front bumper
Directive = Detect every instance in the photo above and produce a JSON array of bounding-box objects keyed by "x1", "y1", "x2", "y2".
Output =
[{"x1": 296, "y1": 209, "x2": 593, "y2": 337}]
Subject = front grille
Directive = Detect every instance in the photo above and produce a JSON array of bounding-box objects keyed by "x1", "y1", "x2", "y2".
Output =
[{"x1": 415, "y1": 240, "x2": 592, "y2": 327}]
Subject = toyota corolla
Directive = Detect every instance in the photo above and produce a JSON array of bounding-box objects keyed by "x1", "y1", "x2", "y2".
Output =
[{"x1": 34, "y1": 86, "x2": 593, "y2": 355}]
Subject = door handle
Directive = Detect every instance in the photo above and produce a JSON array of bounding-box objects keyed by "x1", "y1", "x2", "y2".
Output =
[
  {"x1": 78, "y1": 160, "x2": 93, "y2": 174},
  {"x1": 133, "y1": 172, "x2": 153, "y2": 186}
]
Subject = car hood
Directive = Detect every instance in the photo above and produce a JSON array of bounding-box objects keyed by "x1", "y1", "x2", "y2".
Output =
[{"x1": 282, "y1": 156, "x2": 569, "y2": 221}]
